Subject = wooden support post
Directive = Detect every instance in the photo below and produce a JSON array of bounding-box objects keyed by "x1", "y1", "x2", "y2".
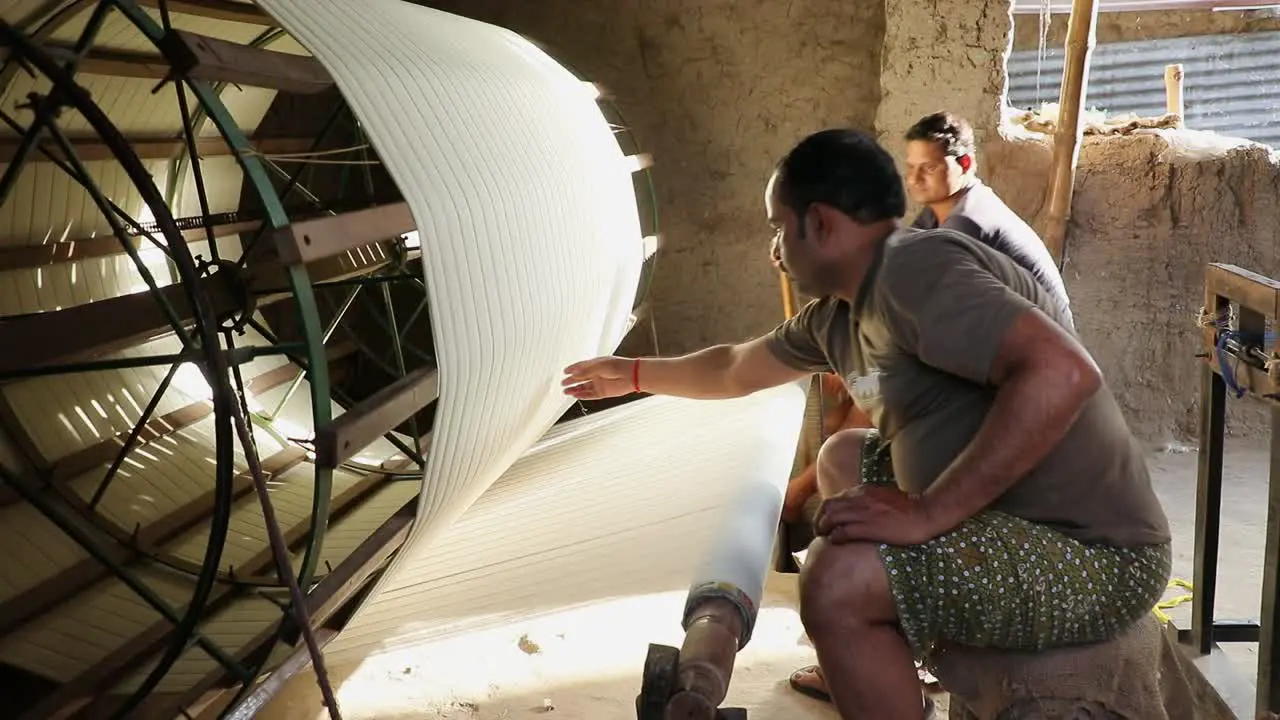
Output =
[
  {"x1": 778, "y1": 271, "x2": 796, "y2": 320},
  {"x1": 1041, "y1": 0, "x2": 1100, "y2": 267},
  {"x1": 1165, "y1": 64, "x2": 1185, "y2": 126}
]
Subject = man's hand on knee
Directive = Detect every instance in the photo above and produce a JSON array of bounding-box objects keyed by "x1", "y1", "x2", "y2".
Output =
[{"x1": 815, "y1": 484, "x2": 942, "y2": 546}]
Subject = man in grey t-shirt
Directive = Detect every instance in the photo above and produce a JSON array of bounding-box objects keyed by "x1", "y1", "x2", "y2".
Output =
[
  {"x1": 904, "y1": 112, "x2": 1073, "y2": 328},
  {"x1": 562, "y1": 128, "x2": 1170, "y2": 719}
]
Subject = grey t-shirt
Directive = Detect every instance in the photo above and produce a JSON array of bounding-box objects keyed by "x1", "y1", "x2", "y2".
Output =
[
  {"x1": 913, "y1": 180, "x2": 1073, "y2": 328},
  {"x1": 765, "y1": 227, "x2": 1169, "y2": 548}
]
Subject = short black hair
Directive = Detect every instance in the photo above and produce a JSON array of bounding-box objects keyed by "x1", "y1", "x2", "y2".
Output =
[
  {"x1": 904, "y1": 112, "x2": 975, "y2": 158},
  {"x1": 773, "y1": 128, "x2": 905, "y2": 226}
]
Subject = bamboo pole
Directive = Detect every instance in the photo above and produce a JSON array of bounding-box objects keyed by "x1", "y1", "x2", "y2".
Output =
[
  {"x1": 779, "y1": 270, "x2": 797, "y2": 319},
  {"x1": 1041, "y1": 0, "x2": 1101, "y2": 267},
  {"x1": 1165, "y1": 63, "x2": 1185, "y2": 126},
  {"x1": 777, "y1": 269, "x2": 821, "y2": 471}
]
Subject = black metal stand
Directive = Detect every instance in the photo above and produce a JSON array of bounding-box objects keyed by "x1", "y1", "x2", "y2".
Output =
[{"x1": 1181, "y1": 265, "x2": 1280, "y2": 718}]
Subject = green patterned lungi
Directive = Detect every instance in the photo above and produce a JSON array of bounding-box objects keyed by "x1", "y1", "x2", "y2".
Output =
[{"x1": 860, "y1": 429, "x2": 1172, "y2": 658}]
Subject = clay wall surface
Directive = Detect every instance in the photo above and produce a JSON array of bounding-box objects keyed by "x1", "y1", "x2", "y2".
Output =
[
  {"x1": 421, "y1": 0, "x2": 886, "y2": 353},
  {"x1": 985, "y1": 135, "x2": 1280, "y2": 441}
]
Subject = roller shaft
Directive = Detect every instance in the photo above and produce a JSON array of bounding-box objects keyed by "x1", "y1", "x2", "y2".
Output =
[{"x1": 666, "y1": 598, "x2": 744, "y2": 719}]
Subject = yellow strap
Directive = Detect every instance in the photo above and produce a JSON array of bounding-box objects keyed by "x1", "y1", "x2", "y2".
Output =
[{"x1": 1152, "y1": 577, "x2": 1194, "y2": 625}]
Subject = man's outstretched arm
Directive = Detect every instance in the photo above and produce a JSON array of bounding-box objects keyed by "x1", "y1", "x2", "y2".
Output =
[{"x1": 562, "y1": 335, "x2": 813, "y2": 401}]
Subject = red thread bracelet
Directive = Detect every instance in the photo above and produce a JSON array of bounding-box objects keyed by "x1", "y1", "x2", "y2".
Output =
[{"x1": 632, "y1": 358, "x2": 641, "y2": 393}]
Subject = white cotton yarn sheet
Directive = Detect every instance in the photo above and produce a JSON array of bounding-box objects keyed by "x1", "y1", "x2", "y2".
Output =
[
  {"x1": 320, "y1": 385, "x2": 807, "y2": 664},
  {"x1": 255, "y1": 0, "x2": 644, "y2": 592}
]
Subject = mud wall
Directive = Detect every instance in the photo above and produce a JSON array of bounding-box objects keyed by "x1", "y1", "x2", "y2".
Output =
[
  {"x1": 877, "y1": 0, "x2": 1280, "y2": 443},
  {"x1": 418, "y1": 0, "x2": 885, "y2": 354}
]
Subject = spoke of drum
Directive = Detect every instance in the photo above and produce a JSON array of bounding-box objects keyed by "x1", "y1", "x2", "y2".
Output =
[
  {"x1": 0, "y1": 0, "x2": 111, "y2": 204},
  {"x1": 1, "y1": 466, "x2": 248, "y2": 678},
  {"x1": 267, "y1": 283, "x2": 364, "y2": 422},
  {"x1": 224, "y1": 333, "x2": 344, "y2": 720},
  {"x1": 236, "y1": 99, "x2": 349, "y2": 267},
  {"x1": 88, "y1": 361, "x2": 180, "y2": 509},
  {"x1": 173, "y1": 62, "x2": 223, "y2": 262},
  {"x1": 0, "y1": 108, "x2": 172, "y2": 258},
  {"x1": 40, "y1": 118, "x2": 194, "y2": 345}
]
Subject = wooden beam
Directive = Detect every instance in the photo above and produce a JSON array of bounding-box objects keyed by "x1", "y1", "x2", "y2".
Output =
[
  {"x1": 0, "y1": 243, "x2": 401, "y2": 377},
  {"x1": 19, "y1": 464, "x2": 392, "y2": 720},
  {"x1": 160, "y1": 30, "x2": 331, "y2": 94},
  {"x1": 0, "y1": 135, "x2": 316, "y2": 164},
  {"x1": 273, "y1": 203, "x2": 415, "y2": 266},
  {"x1": 0, "y1": 274, "x2": 237, "y2": 378},
  {"x1": 44, "y1": 44, "x2": 174, "y2": 81},
  {"x1": 0, "y1": 200, "x2": 410, "y2": 272},
  {"x1": 0, "y1": 448, "x2": 306, "y2": 641},
  {"x1": 1206, "y1": 263, "x2": 1280, "y2": 321},
  {"x1": 296, "y1": 495, "x2": 415, "y2": 632},
  {"x1": 135, "y1": 0, "x2": 274, "y2": 26},
  {"x1": 0, "y1": 354, "x2": 327, "y2": 508},
  {"x1": 314, "y1": 365, "x2": 439, "y2": 468}
]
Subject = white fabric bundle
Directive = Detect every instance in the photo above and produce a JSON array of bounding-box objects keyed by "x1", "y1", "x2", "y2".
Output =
[
  {"x1": 254, "y1": 0, "x2": 806, "y2": 673},
  {"x1": 256, "y1": 0, "x2": 644, "y2": 559}
]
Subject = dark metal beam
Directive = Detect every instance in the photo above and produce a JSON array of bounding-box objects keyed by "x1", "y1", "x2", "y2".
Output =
[{"x1": 18, "y1": 464, "x2": 392, "y2": 720}]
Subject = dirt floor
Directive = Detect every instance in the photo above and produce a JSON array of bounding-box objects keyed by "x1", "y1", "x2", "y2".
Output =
[{"x1": 261, "y1": 437, "x2": 1271, "y2": 720}]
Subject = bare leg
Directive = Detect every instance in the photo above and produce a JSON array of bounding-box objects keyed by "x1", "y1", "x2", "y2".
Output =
[
  {"x1": 793, "y1": 429, "x2": 919, "y2": 705},
  {"x1": 800, "y1": 538, "x2": 924, "y2": 719},
  {"x1": 815, "y1": 428, "x2": 870, "y2": 498}
]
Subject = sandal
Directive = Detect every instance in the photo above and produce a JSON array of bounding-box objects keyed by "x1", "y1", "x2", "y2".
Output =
[
  {"x1": 788, "y1": 664, "x2": 938, "y2": 716},
  {"x1": 788, "y1": 664, "x2": 831, "y2": 702}
]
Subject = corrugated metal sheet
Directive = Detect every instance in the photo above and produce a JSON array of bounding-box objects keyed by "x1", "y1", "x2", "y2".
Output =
[
  {"x1": 1011, "y1": 0, "x2": 1271, "y2": 13},
  {"x1": 1008, "y1": 30, "x2": 1280, "y2": 147}
]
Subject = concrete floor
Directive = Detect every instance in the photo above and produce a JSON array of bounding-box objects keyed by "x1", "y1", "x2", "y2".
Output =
[
  {"x1": 1152, "y1": 437, "x2": 1271, "y2": 682},
  {"x1": 260, "y1": 437, "x2": 1272, "y2": 720}
]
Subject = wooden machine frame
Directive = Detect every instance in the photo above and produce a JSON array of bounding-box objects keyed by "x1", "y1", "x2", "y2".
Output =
[{"x1": 1184, "y1": 262, "x2": 1280, "y2": 719}]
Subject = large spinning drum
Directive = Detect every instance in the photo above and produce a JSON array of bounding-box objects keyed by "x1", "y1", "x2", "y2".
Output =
[{"x1": 0, "y1": 2, "x2": 658, "y2": 717}]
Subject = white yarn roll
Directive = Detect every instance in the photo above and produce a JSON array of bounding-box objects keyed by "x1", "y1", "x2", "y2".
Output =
[{"x1": 256, "y1": 0, "x2": 805, "y2": 675}]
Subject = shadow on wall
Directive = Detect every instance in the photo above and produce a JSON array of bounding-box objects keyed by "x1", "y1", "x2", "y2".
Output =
[{"x1": 984, "y1": 131, "x2": 1280, "y2": 444}]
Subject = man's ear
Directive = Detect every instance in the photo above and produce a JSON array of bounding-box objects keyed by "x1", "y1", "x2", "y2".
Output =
[{"x1": 808, "y1": 203, "x2": 837, "y2": 244}]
